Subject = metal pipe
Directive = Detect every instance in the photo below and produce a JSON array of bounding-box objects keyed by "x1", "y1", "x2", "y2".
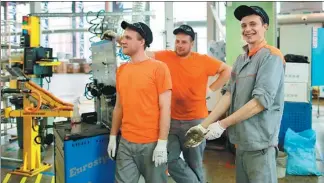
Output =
[
  {"x1": 1, "y1": 157, "x2": 23, "y2": 163},
  {"x1": 277, "y1": 13, "x2": 324, "y2": 25},
  {"x1": 28, "y1": 11, "x2": 155, "y2": 18}
]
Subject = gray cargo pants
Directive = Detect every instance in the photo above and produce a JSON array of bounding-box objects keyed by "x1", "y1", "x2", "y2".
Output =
[
  {"x1": 236, "y1": 146, "x2": 278, "y2": 183},
  {"x1": 115, "y1": 137, "x2": 168, "y2": 183},
  {"x1": 167, "y1": 119, "x2": 206, "y2": 183}
]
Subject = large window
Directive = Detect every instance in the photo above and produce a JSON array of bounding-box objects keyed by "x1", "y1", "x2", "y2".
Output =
[
  {"x1": 149, "y1": 2, "x2": 165, "y2": 51},
  {"x1": 48, "y1": 33, "x2": 73, "y2": 57},
  {"x1": 193, "y1": 26, "x2": 207, "y2": 54},
  {"x1": 173, "y1": 2, "x2": 207, "y2": 22},
  {"x1": 173, "y1": 2, "x2": 207, "y2": 53},
  {"x1": 47, "y1": 2, "x2": 72, "y2": 30}
]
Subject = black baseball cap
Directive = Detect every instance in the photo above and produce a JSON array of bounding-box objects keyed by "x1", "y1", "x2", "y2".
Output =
[
  {"x1": 234, "y1": 5, "x2": 269, "y2": 25},
  {"x1": 173, "y1": 24, "x2": 195, "y2": 41},
  {"x1": 121, "y1": 21, "x2": 153, "y2": 47}
]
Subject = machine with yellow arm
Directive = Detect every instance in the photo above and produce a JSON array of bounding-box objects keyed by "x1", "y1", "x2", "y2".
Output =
[
  {"x1": 5, "y1": 15, "x2": 61, "y2": 149},
  {"x1": 0, "y1": 14, "x2": 71, "y2": 177},
  {"x1": 1, "y1": 66, "x2": 74, "y2": 177},
  {"x1": 11, "y1": 15, "x2": 61, "y2": 87}
]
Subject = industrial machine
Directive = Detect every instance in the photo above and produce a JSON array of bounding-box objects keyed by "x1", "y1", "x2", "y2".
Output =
[
  {"x1": 2, "y1": 15, "x2": 60, "y2": 148},
  {"x1": 53, "y1": 40, "x2": 118, "y2": 183},
  {"x1": 1, "y1": 66, "x2": 73, "y2": 176},
  {"x1": 0, "y1": 15, "x2": 65, "y2": 176},
  {"x1": 84, "y1": 40, "x2": 118, "y2": 129}
]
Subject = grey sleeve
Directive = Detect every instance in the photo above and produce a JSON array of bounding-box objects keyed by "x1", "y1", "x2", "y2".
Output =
[
  {"x1": 221, "y1": 77, "x2": 233, "y2": 94},
  {"x1": 252, "y1": 54, "x2": 285, "y2": 109}
]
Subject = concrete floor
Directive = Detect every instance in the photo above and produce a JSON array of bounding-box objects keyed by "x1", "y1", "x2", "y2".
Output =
[{"x1": 1, "y1": 73, "x2": 324, "y2": 183}]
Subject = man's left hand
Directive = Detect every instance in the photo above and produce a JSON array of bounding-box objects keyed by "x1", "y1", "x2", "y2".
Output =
[
  {"x1": 205, "y1": 121, "x2": 226, "y2": 140},
  {"x1": 184, "y1": 124, "x2": 209, "y2": 148},
  {"x1": 152, "y1": 139, "x2": 168, "y2": 167}
]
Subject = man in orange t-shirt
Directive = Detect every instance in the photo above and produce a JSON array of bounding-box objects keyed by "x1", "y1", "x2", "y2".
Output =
[
  {"x1": 102, "y1": 24, "x2": 231, "y2": 183},
  {"x1": 152, "y1": 25, "x2": 231, "y2": 183},
  {"x1": 106, "y1": 21, "x2": 172, "y2": 183}
]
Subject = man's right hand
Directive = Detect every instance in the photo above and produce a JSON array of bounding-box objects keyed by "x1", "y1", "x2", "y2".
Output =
[
  {"x1": 101, "y1": 30, "x2": 120, "y2": 41},
  {"x1": 107, "y1": 135, "x2": 117, "y2": 160}
]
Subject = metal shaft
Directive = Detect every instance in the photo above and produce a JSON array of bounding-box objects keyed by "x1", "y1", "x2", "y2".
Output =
[{"x1": 1, "y1": 156, "x2": 23, "y2": 163}]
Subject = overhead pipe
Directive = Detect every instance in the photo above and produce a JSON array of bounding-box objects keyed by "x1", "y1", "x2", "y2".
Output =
[
  {"x1": 218, "y1": 13, "x2": 324, "y2": 26},
  {"x1": 277, "y1": 13, "x2": 324, "y2": 25}
]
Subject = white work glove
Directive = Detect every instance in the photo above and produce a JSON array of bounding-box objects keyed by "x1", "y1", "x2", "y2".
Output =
[
  {"x1": 152, "y1": 139, "x2": 168, "y2": 167},
  {"x1": 107, "y1": 135, "x2": 117, "y2": 160},
  {"x1": 101, "y1": 30, "x2": 120, "y2": 41},
  {"x1": 206, "y1": 87, "x2": 214, "y2": 100},
  {"x1": 184, "y1": 124, "x2": 209, "y2": 148},
  {"x1": 205, "y1": 121, "x2": 226, "y2": 140}
]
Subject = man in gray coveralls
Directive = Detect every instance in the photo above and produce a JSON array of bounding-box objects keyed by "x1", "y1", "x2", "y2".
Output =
[{"x1": 185, "y1": 5, "x2": 285, "y2": 183}]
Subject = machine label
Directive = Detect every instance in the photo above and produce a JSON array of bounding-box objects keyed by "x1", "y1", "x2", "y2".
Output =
[
  {"x1": 69, "y1": 155, "x2": 110, "y2": 178},
  {"x1": 23, "y1": 112, "x2": 46, "y2": 115}
]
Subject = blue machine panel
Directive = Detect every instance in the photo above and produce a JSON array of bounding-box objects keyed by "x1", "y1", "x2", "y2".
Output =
[
  {"x1": 311, "y1": 27, "x2": 324, "y2": 86},
  {"x1": 64, "y1": 134, "x2": 116, "y2": 183},
  {"x1": 279, "y1": 102, "x2": 312, "y2": 147}
]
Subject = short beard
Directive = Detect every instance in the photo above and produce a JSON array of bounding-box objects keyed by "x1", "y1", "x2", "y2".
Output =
[{"x1": 175, "y1": 49, "x2": 191, "y2": 57}]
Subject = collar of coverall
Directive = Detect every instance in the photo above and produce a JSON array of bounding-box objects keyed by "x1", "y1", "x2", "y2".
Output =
[{"x1": 242, "y1": 39, "x2": 267, "y2": 57}]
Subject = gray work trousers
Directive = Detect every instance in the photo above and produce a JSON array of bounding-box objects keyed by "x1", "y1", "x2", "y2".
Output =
[
  {"x1": 167, "y1": 119, "x2": 206, "y2": 183},
  {"x1": 236, "y1": 146, "x2": 278, "y2": 183},
  {"x1": 115, "y1": 137, "x2": 167, "y2": 183}
]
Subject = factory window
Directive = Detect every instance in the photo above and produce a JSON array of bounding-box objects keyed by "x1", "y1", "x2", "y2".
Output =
[
  {"x1": 219, "y1": 2, "x2": 226, "y2": 21},
  {"x1": 48, "y1": 33, "x2": 73, "y2": 58},
  {"x1": 16, "y1": 3, "x2": 30, "y2": 23},
  {"x1": 193, "y1": 26, "x2": 207, "y2": 54},
  {"x1": 47, "y1": 2, "x2": 72, "y2": 30},
  {"x1": 48, "y1": 2, "x2": 72, "y2": 13},
  {"x1": 82, "y1": 2, "x2": 106, "y2": 29},
  {"x1": 1, "y1": 6, "x2": 3, "y2": 20},
  {"x1": 149, "y1": 2, "x2": 165, "y2": 51},
  {"x1": 173, "y1": 2, "x2": 207, "y2": 53},
  {"x1": 173, "y1": 2, "x2": 207, "y2": 22}
]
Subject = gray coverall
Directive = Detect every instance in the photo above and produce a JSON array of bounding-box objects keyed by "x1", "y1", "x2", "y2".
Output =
[{"x1": 222, "y1": 44, "x2": 285, "y2": 183}]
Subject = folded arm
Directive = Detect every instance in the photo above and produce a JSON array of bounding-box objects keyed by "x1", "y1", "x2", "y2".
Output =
[{"x1": 209, "y1": 63, "x2": 232, "y2": 91}]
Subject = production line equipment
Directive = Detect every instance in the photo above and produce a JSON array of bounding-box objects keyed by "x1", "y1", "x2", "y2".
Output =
[
  {"x1": 84, "y1": 40, "x2": 118, "y2": 129},
  {"x1": 52, "y1": 40, "x2": 118, "y2": 183},
  {"x1": 1, "y1": 15, "x2": 61, "y2": 147},
  {"x1": 0, "y1": 15, "x2": 68, "y2": 177},
  {"x1": 1, "y1": 66, "x2": 74, "y2": 176}
]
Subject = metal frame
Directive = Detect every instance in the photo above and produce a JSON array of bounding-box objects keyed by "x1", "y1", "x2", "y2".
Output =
[{"x1": 28, "y1": 11, "x2": 155, "y2": 18}]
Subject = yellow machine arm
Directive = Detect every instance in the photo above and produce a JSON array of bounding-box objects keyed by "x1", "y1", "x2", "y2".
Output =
[
  {"x1": 2, "y1": 68, "x2": 74, "y2": 177},
  {"x1": 4, "y1": 79, "x2": 73, "y2": 118}
]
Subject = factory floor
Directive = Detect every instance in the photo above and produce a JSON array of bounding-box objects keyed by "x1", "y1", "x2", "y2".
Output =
[{"x1": 1, "y1": 73, "x2": 324, "y2": 183}]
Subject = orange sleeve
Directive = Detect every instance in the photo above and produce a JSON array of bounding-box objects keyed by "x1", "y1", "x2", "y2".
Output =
[
  {"x1": 155, "y1": 62, "x2": 172, "y2": 94},
  {"x1": 202, "y1": 54, "x2": 223, "y2": 76},
  {"x1": 154, "y1": 50, "x2": 172, "y2": 61}
]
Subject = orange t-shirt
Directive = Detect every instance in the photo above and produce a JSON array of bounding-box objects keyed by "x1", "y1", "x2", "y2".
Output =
[
  {"x1": 116, "y1": 59, "x2": 172, "y2": 143},
  {"x1": 155, "y1": 50, "x2": 223, "y2": 120}
]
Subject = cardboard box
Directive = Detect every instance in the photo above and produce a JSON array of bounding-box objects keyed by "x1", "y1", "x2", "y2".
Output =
[
  {"x1": 320, "y1": 86, "x2": 324, "y2": 98},
  {"x1": 284, "y1": 63, "x2": 310, "y2": 83},
  {"x1": 284, "y1": 82, "x2": 310, "y2": 102}
]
